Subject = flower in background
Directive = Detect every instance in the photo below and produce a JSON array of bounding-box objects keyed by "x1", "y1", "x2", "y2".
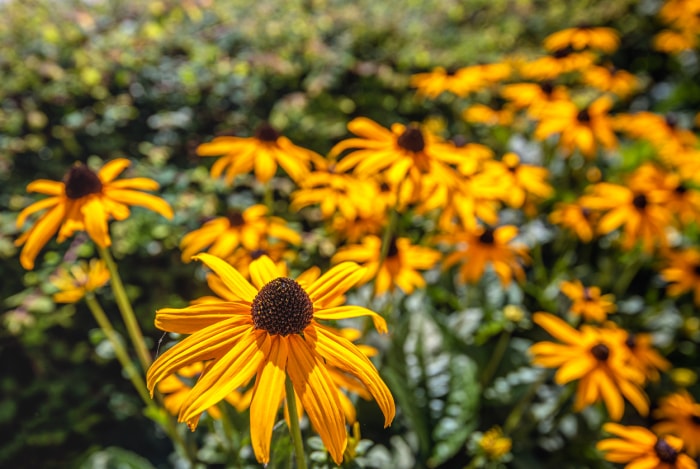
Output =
[
  {"x1": 543, "y1": 26, "x2": 620, "y2": 53},
  {"x1": 482, "y1": 152, "x2": 553, "y2": 209},
  {"x1": 520, "y1": 48, "x2": 596, "y2": 80},
  {"x1": 623, "y1": 332, "x2": 671, "y2": 383},
  {"x1": 441, "y1": 225, "x2": 530, "y2": 286},
  {"x1": 654, "y1": 390, "x2": 700, "y2": 457},
  {"x1": 549, "y1": 201, "x2": 597, "y2": 242},
  {"x1": 653, "y1": 0, "x2": 700, "y2": 54},
  {"x1": 582, "y1": 64, "x2": 639, "y2": 97},
  {"x1": 50, "y1": 259, "x2": 110, "y2": 303},
  {"x1": 331, "y1": 235, "x2": 441, "y2": 296},
  {"x1": 661, "y1": 248, "x2": 700, "y2": 305},
  {"x1": 534, "y1": 96, "x2": 617, "y2": 158},
  {"x1": 614, "y1": 112, "x2": 698, "y2": 158},
  {"x1": 478, "y1": 426, "x2": 512, "y2": 461},
  {"x1": 462, "y1": 100, "x2": 515, "y2": 127},
  {"x1": 529, "y1": 313, "x2": 648, "y2": 420},
  {"x1": 579, "y1": 182, "x2": 671, "y2": 253},
  {"x1": 179, "y1": 204, "x2": 301, "y2": 262},
  {"x1": 196, "y1": 122, "x2": 318, "y2": 184},
  {"x1": 597, "y1": 423, "x2": 697, "y2": 469},
  {"x1": 15, "y1": 159, "x2": 173, "y2": 270},
  {"x1": 410, "y1": 66, "x2": 467, "y2": 98},
  {"x1": 559, "y1": 280, "x2": 616, "y2": 322},
  {"x1": 500, "y1": 81, "x2": 570, "y2": 117},
  {"x1": 147, "y1": 254, "x2": 395, "y2": 465}
]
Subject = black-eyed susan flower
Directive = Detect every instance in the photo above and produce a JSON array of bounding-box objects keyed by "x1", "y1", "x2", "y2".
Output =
[
  {"x1": 441, "y1": 225, "x2": 530, "y2": 286},
  {"x1": 179, "y1": 204, "x2": 301, "y2": 262},
  {"x1": 654, "y1": 0, "x2": 700, "y2": 54},
  {"x1": 410, "y1": 66, "x2": 466, "y2": 98},
  {"x1": 629, "y1": 164, "x2": 700, "y2": 227},
  {"x1": 614, "y1": 112, "x2": 698, "y2": 158},
  {"x1": 50, "y1": 259, "x2": 110, "y2": 303},
  {"x1": 462, "y1": 100, "x2": 515, "y2": 127},
  {"x1": 597, "y1": 423, "x2": 697, "y2": 469},
  {"x1": 529, "y1": 313, "x2": 648, "y2": 420},
  {"x1": 330, "y1": 117, "x2": 462, "y2": 194},
  {"x1": 534, "y1": 96, "x2": 617, "y2": 158},
  {"x1": 15, "y1": 159, "x2": 173, "y2": 270},
  {"x1": 543, "y1": 26, "x2": 620, "y2": 53},
  {"x1": 583, "y1": 64, "x2": 640, "y2": 98},
  {"x1": 654, "y1": 390, "x2": 700, "y2": 457},
  {"x1": 654, "y1": 29, "x2": 698, "y2": 53},
  {"x1": 559, "y1": 280, "x2": 616, "y2": 322},
  {"x1": 500, "y1": 81, "x2": 570, "y2": 118},
  {"x1": 196, "y1": 122, "x2": 318, "y2": 184},
  {"x1": 579, "y1": 182, "x2": 671, "y2": 253},
  {"x1": 661, "y1": 248, "x2": 700, "y2": 305},
  {"x1": 478, "y1": 426, "x2": 512, "y2": 462},
  {"x1": 549, "y1": 201, "x2": 597, "y2": 243},
  {"x1": 520, "y1": 48, "x2": 597, "y2": 80},
  {"x1": 623, "y1": 332, "x2": 671, "y2": 383},
  {"x1": 331, "y1": 235, "x2": 441, "y2": 296},
  {"x1": 146, "y1": 254, "x2": 395, "y2": 465},
  {"x1": 482, "y1": 152, "x2": 553, "y2": 210}
]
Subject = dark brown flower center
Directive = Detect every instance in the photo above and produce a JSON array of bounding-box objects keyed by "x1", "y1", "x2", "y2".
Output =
[
  {"x1": 654, "y1": 438, "x2": 678, "y2": 464},
  {"x1": 387, "y1": 237, "x2": 399, "y2": 258},
  {"x1": 675, "y1": 183, "x2": 688, "y2": 195},
  {"x1": 694, "y1": 264, "x2": 700, "y2": 277},
  {"x1": 251, "y1": 278, "x2": 314, "y2": 336},
  {"x1": 552, "y1": 46, "x2": 574, "y2": 59},
  {"x1": 665, "y1": 114, "x2": 678, "y2": 129},
  {"x1": 632, "y1": 194, "x2": 648, "y2": 210},
  {"x1": 254, "y1": 122, "x2": 280, "y2": 142},
  {"x1": 250, "y1": 249, "x2": 268, "y2": 260},
  {"x1": 540, "y1": 81, "x2": 554, "y2": 95},
  {"x1": 397, "y1": 126, "x2": 425, "y2": 153},
  {"x1": 577, "y1": 108, "x2": 591, "y2": 123},
  {"x1": 691, "y1": 413, "x2": 700, "y2": 426},
  {"x1": 625, "y1": 333, "x2": 636, "y2": 349},
  {"x1": 591, "y1": 343, "x2": 609, "y2": 361},
  {"x1": 479, "y1": 228, "x2": 495, "y2": 245},
  {"x1": 63, "y1": 164, "x2": 103, "y2": 200},
  {"x1": 227, "y1": 211, "x2": 245, "y2": 227}
]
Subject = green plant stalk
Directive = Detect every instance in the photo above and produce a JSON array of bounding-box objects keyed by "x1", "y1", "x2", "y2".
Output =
[
  {"x1": 372, "y1": 205, "x2": 400, "y2": 300},
  {"x1": 479, "y1": 329, "x2": 511, "y2": 388},
  {"x1": 285, "y1": 376, "x2": 308, "y2": 469},
  {"x1": 98, "y1": 245, "x2": 152, "y2": 371},
  {"x1": 84, "y1": 294, "x2": 151, "y2": 404}
]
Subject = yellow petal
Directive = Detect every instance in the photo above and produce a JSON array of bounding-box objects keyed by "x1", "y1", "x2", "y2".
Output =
[
  {"x1": 249, "y1": 255, "x2": 283, "y2": 290},
  {"x1": 287, "y1": 334, "x2": 347, "y2": 465},
  {"x1": 314, "y1": 306, "x2": 388, "y2": 334},
  {"x1": 18, "y1": 203, "x2": 66, "y2": 270},
  {"x1": 306, "y1": 262, "x2": 366, "y2": 307},
  {"x1": 26, "y1": 179, "x2": 64, "y2": 195},
  {"x1": 155, "y1": 302, "x2": 252, "y2": 334},
  {"x1": 193, "y1": 253, "x2": 258, "y2": 302},
  {"x1": 98, "y1": 158, "x2": 131, "y2": 183},
  {"x1": 250, "y1": 336, "x2": 288, "y2": 464},
  {"x1": 104, "y1": 189, "x2": 173, "y2": 219},
  {"x1": 81, "y1": 196, "x2": 111, "y2": 247},
  {"x1": 16, "y1": 197, "x2": 61, "y2": 228},
  {"x1": 532, "y1": 312, "x2": 580, "y2": 344}
]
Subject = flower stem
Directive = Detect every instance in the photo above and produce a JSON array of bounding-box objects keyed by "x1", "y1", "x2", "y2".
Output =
[
  {"x1": 480, "y1": 329, "x2": 511, "y2": 388},
  {"x1": 84, "y1": 294, "x2": 151, "y2": 405},
  {"x1": 98, "y1": 245, "x2": 152, "y2": 371},
  {"x1": 285, "y1": 376, "x2": 308, "y2": 469}
]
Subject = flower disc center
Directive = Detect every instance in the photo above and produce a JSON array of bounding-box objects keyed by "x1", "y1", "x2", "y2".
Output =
[
  {"x1": 255, "y1": 123, "x2": 280, "y2": 142},
  {"x1": 590, "y1": 343, "x2": 610, "y2": 361},
  {"x1": 64, "y1": 164, "x2": 103, "y2": 199},
  {"x1": 654, "y1": 438, "x2": 678, "y2": 464},
  {"x1": 251, "y1": 277, "x2": 314, "y2": 336},
  {"x1": 397, "y1": 126, "x2": 425, "y2": 153}
]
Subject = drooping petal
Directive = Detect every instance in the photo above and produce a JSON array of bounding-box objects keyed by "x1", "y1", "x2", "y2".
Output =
[
  {"x1": 250, "y1": 336, "x2": 288, "y2": 464},
  {"x1": 26, "y1": 179, "x2": 65, "y2": 195},
  {"x1": 314, "y1": 306, "x2": 388, "y2": 334},
  {"x1": 313, "y1": 325, "x2": 395, "y2": 426},
  {"x1": 18, "y1": 203, "x2": 66, "y2": 270},
  {"x1": 108, "y1": 177, "x2": 160, "y2": 191},
  {"x1": 179, "y1": 330, "x2": 270, "y2": 425},
  {"x1": 16, "y1": 197, "x2": 61, "y2": 228},
  {"x1": 306, "y1": 262, "x2": 366, "y2": 307},
  {"x1": 532, "y1": 312, "x2": 581, "y2": 344},
  {"x1": 81, "y1": 196, "x2": 111, "y2": 247},
  {"x1": 193, "y1": 253, "x2": 258, "y2": 302},
  {"x1": 155, "y1": 302, "x2": 252, "y2": 334},
  {"x1": 104, "y1": 188, "x2": 174, "y2": 219},
  {"x1": 287, "y1": 334, "x2": 347, "y2": 465}
]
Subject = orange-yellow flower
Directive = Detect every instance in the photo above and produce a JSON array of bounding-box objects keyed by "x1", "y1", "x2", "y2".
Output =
[
  {"x1": 559, "y1": 280, "x2": 616, "y2": 322},
  {"x1": 15, "y1": 159, "x2": 173, "y2": 270},
  {"x1": 50, "y1": 259, "x2": 110, "y2": 303},
  {"x1": 653, "y1": 390, "x2": 700, "y2": 457},
  {"x1": 543, "y1": 26, "x2": 620, "y2": 53},
  {"x1": 660, "y1": 248, "x2": 700, "y2": 305},
  {"x1": 549, "y1": 201, "x2": 597, "y2": 243}
]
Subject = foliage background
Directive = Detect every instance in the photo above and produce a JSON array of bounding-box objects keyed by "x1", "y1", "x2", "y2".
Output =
[{"x1": 1, "y1": 0, "x2": 696, "y2": 468}]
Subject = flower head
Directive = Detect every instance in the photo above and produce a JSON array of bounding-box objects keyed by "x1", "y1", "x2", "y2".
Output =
[
  {"x1": 15, "y1": 159, "x2": 173, "y2": 270},
  {"x1": 661, "y1": 248, "x2": 700, "y2": 305},
  {"x1": 653, "y1": 390, "x2": 700, "y2": 457},
  {"x1": 50, "y1": 259, "x2": 110, "y2": 303},
  {"x1": 549, "y1": 201, "x2": 597, "y2": 242},
  {"x1": 597, "y1": 423, "x2": 697, "y2": 469},
  {"x1": 146, "y1": 254, "x2": 395, "y2": 465},
  {"x1": 559, "y1": 280, "x2": 616, "y2": 322},
  {"x1": 543, "y1": 26, "x2": 620, "y2": 53}
]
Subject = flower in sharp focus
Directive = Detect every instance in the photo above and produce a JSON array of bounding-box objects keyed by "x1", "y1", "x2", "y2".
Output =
[
  {"x1": 146, "y1": 254, "x2": 395, "y2": 465},
  {"x1": 440, "y1": 225, "x2": 530, "y2": 286},
  {"x1": 559, "y1": 280, "x2": 616, "y2": 322},
  {"x1": 597, "y1": 423, "x2": 697, "y2": 469},
  {"x1": 534, "y1": 96, "x2": 617, "y2": 158},
  {"x1": 196, "y1": 122, "x2": 318, "y2": 184},
  {"x1": 50, "y1": 259, "x2": 110, "y2": 303},
  {"x1": 661, "y1": 248, "x2": 700, "y2": 306},
  {"x1": 331, "y1": 235, "x2": 441, "y2": 296},
  {"x1": 179, "y1": 204, "x2": 301, "y2": 262},
  {"x1": 543, "y1": 26, "x2": 620, "y2": 53},
  {"x1": 653, "y1": 390, "x2": 700, "y2": 457},
  {"x1": 15, "y1": 159, "x2": 173, "y2": 270},
  {"x1": 529, "y1": 313, "x2": 648, "y2": 420}
]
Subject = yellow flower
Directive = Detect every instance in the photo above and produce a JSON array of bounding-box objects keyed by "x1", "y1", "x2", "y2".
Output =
[
  {"x1": 331, "y1": 235, "x2": 441, "y2": 296},
  {"x1": 661, "y1": 248, "x2": 700, "y2": 305},
  {"x1": 520, "y1": 49, "x2": 596, "y2": 80},
  {"x1": 196, "y1": 122, "x2": 318, "y2": 184},
  {"x1": 549, "y1": 201, "x2": 597, "y2": 243},
  {"x1": 654, "y1": 391, "x2": 700, "y2": 457},
  {"x1": 146, "y1": 254, "x2": 395, "y2": 465},
  {"x1": 543, "y1": 26, "x2": 620, "y2": 53},
  {"x1": 534, "y1": 96, "x2": 617, "y2": 158},
  {"x1": 500, "y1": 81, "x2": 570, "y2": 118},
  {"x1": 597, "y1": 423, "x2": 697, "y2": 469},
  {"x1": 15, "y1": 159, "x2": 173, "y2": 270},
  {"x1": 50, "y1": 259, "x2": 110, "y2": 303},
  {"x1": 654, "y1": 29, "x2": 698, "y2": 53},
  {"x1": 410, "y1": 66, "x2": 467, "y2": 98},
  {"x1": 529, "y1": 313, "x2": 648, "y2": 420},
  {"x1": 179, "y1": 204, "x2": 301, "y2": 262},
  {"x1": 462, "y1": 102, "x2": 515, "y2": 127},
  {"x1": 441, "y1": 225, "x2": 530, "y2": 286},
  {"x1": 583, "y1": 64, "x2": 640, "y2": 97},
  {"x1": 482, "y1": 152, "x2": 553, "y2": 209},
  {"x1": 478, "y1": 426, "x2": 512, "y2": 461},
  {"x1": 624, "y1": 332, "x2": 671, "y2": 383},
  {"x1": 614, "y1": 112, "x2": 698, "y2": 157},
  {"x1": 331, "y1": 117, "x2": 462, "y2": 195},
  {"x1": 559, "y1": 280, "x2": 616, "y2": 322}
]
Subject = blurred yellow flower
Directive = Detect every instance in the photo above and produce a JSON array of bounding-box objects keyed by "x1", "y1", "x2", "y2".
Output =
[
  {"x1": 50, "y1": 259, "x2": 110, "y2": 303},
  {"x1": 543, "y1": 26, "x2": 620, "y2": 53},
  {"x1": 559, "y1": 280, "x2": 616, "y2": 322},
  {"x1": 654, "y1": 390, "x2": 700, "y2": 457},
  {"x1": 478, "y1": 426, "x2": 512, "y2": 460},
  {"x1": 15, "y1": 159, "x2": 173, "y2": 270},
  {"x1": 549, "y1": 201, "x2": 597, "y2": 243}
]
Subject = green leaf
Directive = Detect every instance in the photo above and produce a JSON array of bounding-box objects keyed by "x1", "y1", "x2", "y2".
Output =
[{"x1": 79, "y1": 447, "x2": 156, "y2": 469}]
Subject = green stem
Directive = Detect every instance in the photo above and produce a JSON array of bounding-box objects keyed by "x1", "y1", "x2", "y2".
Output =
[
  {"x1": 84, "y1": 294, "x2": 151, "y2": 405},
  {"x1": 372, "y1": 206, "x2": 400, "y2": 300},
  {"x1": 285, "y1": 376, "x2": 307, "y2": 469},
  {"x1": 479, "y1": 330, "x2": 511, "y2": 388},
  {"x1": 98, "y1": 245, "x2": 152, "y2": 371}
]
